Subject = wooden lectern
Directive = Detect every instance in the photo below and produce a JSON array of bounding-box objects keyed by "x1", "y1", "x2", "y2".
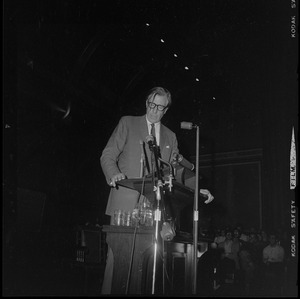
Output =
[
  {"x1": 102, "y1": 225, "x2": 155, "y2": 294},
  {"x1": 103, "y1": 171, "x2": 206, "y2": 295}
]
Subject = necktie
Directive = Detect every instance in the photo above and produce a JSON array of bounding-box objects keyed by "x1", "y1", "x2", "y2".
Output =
[
  {"x1": 150, "y1": 123, "x2": 156, "y2": 173},
  {"x1": 150, "y1": 123, "x2": 155, "y2": 137}
]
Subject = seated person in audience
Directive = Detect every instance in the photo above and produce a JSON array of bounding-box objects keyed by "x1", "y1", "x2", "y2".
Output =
[
  {"x1": 262, "y1": 232, "x2": 285, "y2": 295},
  {"x1": 275, "y1": 227, "x2": 289, "y2": 255},
  {"x1": 238, "y1": 231, "x2": 261, "y2": 294},
  {"x1": 218, "y1": 229, "x2": 240, "y2": 283},
  {"x1": 256, "y1": 230, "x2": 268, "y2": 266},
  {"x1": 232, "y1": 227, "x2": 245, "y2": 283},
  {"x1": 214, "y1": 228, "x2": 226, "y2": 245},
  {"x1": 197, "y1": 242, "x2": 223, "y2": 295},
  {"x1": 233, "y1": 227, "x2": 241, "y2": 240},
  {"x1": 248, "y1": 231, "x2": 263, "y2": 265},
  {"x1": 257, "y1": 229, "x2": 268, "y2": 244},
  {"x1": 263, "y1": 232, "x2": 285, "y2": 264},
  {"x1": 233, "y1": 227, "x2": 246, "y2": 247},
  {"x1": 236, "y1": 224, "x2": 249, "y2": 242}
]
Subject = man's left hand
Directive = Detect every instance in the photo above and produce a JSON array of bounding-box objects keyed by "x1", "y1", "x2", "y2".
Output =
[{"x1": 200, "y1": 189, "x2": 214, "y2": 204}]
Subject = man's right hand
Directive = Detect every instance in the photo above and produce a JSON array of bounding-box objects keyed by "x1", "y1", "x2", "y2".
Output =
[{"x1": 109, "y1": 173, "x2": 126, "y2": 187}]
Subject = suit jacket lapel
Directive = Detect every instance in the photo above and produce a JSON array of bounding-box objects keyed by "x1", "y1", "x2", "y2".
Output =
[
  {"x1": 139, "y1": 115, "x2": 148, "y2": 139},
  {"x1": 159, "y1": 125, "x2": 167, "y2": 157},
  {"x1": 139, "y1": 116, "x2": 152, "y2": 175}
]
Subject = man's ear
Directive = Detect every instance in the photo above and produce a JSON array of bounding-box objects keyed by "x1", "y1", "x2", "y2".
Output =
[{"x1": 163, "y1": 107, "x2": 169, "y2": 114}]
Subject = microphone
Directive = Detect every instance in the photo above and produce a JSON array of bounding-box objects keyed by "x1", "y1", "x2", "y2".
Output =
[
  {"x1": 139, "y1": 140, "x2": 145, "y2": 178},
  {"x1": 160, "y1": 222, "x2": 176, "y2": 241},
  {"x1": 145, "y1": 135, "x2": 156, "y2": 149},
  {"x1": 172, "y1": 153, "x2": 195, "y2": 171},
  {"x1": 181, "y1": 121, "x2": 197, "y2": 130}
]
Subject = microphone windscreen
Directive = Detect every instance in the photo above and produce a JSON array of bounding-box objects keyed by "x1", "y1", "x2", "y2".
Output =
[
  {"x1": 145, "y1": 135, "x2": 154, "y2": 143},
  {"x1": 160, "y1": 222, "x2": 176, "y2": 241},
  {"x1": 180, "y1": 121, "x2": 193, "y2": 130}
]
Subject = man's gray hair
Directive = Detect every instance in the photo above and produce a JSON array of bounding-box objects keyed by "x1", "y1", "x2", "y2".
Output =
[{"x1": 146, "y1": 87, "x2": 172, "y2": 107}]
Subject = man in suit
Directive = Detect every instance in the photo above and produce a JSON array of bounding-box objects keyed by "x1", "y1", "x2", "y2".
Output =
[{"x1": 100, "y1": 86, "x2": 214, "y2": 294}]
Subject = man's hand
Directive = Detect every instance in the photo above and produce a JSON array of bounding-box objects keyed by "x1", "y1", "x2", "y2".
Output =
[
  {"x1": 200, "y1": 189, "x2": 214, "y2": 204},
  {"x1": 109, "y1": 173, "x2": 126, "y2": 187}
]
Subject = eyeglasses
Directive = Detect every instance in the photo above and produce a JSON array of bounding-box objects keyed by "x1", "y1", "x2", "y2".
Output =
[{"x1": 147, "y1": 101, "x2": 168, "y2": 111}]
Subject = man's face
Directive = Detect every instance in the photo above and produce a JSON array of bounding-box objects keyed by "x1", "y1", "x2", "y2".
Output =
[
  {"x1": 146, "y1": 94, "x2": 169, "y2": 123},
  {"x1": 269, "y1": 235, "x2": 277, "y2": 246},
  {"x1": 226, "y1": 232, "x2": 232, "y2": 240},
  {"x1": 233, "y1": 229, "x2": 240, "y2": 238}
]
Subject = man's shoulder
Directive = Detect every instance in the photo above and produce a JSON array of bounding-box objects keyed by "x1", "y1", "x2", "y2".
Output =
[
  {"x1": 161, "y1": 123, "x2": 176, "y2": 136},
  {"x1": 276, "y1": 244, "x2": 285, "y2": 251},
  {"x1": 120, "y1": 115, "x2": 145, "y2": 122}
]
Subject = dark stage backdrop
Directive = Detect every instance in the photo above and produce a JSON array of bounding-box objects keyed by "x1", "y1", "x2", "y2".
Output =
[
  {"x1": 178, "y1": 149, "x2": 263, "y2": 232},
  {"x1": 16, "y1": 188, "x2": 46, "y2": 232},
  {"x1": 183, "y1": 149, "x2": 263, "y2": 230},
  {"x1": 199, "y1": 149, "x2": 262, "y2": 230}
]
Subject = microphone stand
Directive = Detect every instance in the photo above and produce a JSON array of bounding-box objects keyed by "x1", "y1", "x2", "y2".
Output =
[
  {"x1": 149, "y1": 141, "x2": 163, "y2": 295},
  {"x1": 139, "y1": 140, "x2": 145, "y2": 178},
  {"x1": 192, "y1": 125, "x2": 200, "y2": 295},
  {"x1": 180, "y1": 121, "x2": 200, "y2": 294},
  {"x1": 158, "y1": 157, "x2": 174, "y2": 192},
  {"x1": 158, "y1": 157, "x2": 174, "y2": 294}
]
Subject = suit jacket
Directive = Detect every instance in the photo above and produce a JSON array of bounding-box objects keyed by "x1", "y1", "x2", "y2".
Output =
[{"x1": 100, "y1": 115, "x2": 179, "y2": 216}]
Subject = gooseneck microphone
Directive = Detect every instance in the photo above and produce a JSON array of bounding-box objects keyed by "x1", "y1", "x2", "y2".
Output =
[
  {"x1": 172, "y1": 153, "x2": 195, "y2": 171},
  {"x1": 146, "y1": 134, "x2": 161, "y2": 179}
]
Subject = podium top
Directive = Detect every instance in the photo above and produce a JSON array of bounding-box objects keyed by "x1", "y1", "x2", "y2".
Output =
[
  {"x1": 116, "y1": 177, "x2": 156, "y2": 196},
  {"x1": 116, "y1": 176, "x2": 194, "y2": 210}
]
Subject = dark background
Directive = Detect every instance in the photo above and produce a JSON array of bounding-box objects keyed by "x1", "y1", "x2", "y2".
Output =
[{"x1": 3, "y1": 1, "x2": 298, "y2": 295}]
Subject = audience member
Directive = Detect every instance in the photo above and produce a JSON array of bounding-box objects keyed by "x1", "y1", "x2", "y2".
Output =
[
  {"x1": 263, "y1": 232, "x2": 285, "y2": 264},
  {"x1": 262, "y1": 232, "x2": 285, "y2": 296},
  {"x1": 256, "y1": 229, "x2": 268, "y2": 265},
  {"x1": 197, "y1": 225, "x2": 288, "y2": 296},
  {"x1": 213, "y1": 228, "x2": 226, "y2": 245},
  {"x1": 232, "y1": 227, "x2": 244, "y2": 283},
  {"x1": 197, "y1": 243, "x2": 223, "y2": 296},
  {"x1": 238, "y1": 230, "x2": 261, "y2": 295},
  {"x1": 258, "y1": 229, "x2": 268, "y2": 244},
  {"x1": 217, "y1": 229, "x2": 240, "y2": 283}
]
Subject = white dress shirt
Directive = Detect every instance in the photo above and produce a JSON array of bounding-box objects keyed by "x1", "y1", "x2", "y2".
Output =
[
  {"x1": 263, "y1": 244, "x2": 285, "y2": 263},
  {"x1": 146, "y1": 117, "x2": 161, "y2": 146}
]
